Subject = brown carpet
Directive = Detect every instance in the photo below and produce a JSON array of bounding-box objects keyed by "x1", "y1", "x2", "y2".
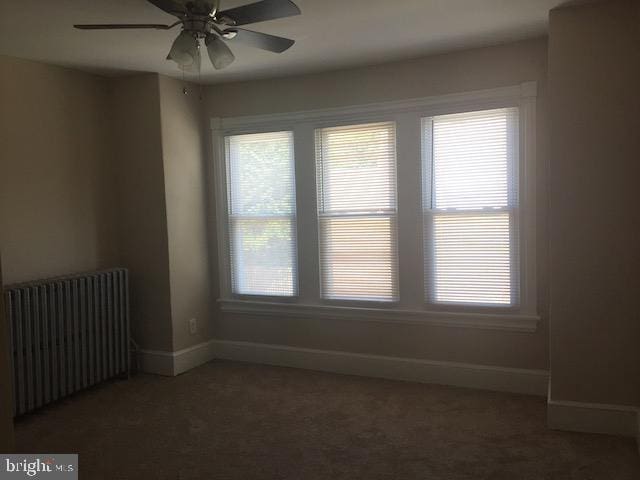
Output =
[{"x1": 14, "y1": 360, "x2": 640, "y2": 480}]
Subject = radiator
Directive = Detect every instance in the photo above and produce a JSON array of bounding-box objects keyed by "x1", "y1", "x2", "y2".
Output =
[{"x1": 4, "y1": 268, "x2": 130, "y2": 416}]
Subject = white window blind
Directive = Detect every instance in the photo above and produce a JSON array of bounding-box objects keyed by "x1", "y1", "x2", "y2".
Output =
[
  {"x1": 225, "y1": 131, "x2": 297, "y2": 296},
  {"x1": 423, "y1": 108, "x2": 519, "y2": 306},
  {"x1": 316, "y1": 122, "x2": 399, "y2": 301}
]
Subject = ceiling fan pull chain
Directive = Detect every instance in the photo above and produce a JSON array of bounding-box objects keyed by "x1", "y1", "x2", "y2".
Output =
[{"x1": 182, "y1": 68, "x2": 187, "y2": 95}]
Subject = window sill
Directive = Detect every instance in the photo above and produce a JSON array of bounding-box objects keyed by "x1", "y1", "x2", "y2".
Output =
[{"x1": 217, "y1": 299, "x2": 540, "y2": 333}]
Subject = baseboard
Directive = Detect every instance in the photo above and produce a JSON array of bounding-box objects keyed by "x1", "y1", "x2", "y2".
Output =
[
  {"x1": 137, "y1": 349, "x2": 175, "y2": 376},
  {"x1": 137, "y1": 339, "x2": 640, "y2": 449},
  {"x1": 138, "y1": 340, "x2": 216, "y2": 376},
  {"x1": 135, "y1": 338, "x2": 549, "y2": 396},
  {"x1": 209, "y1": 339, "x2": 549, "y2": 396},
  {"x1": 547, "y1": 394, "x2": 639, "y2": 438}
]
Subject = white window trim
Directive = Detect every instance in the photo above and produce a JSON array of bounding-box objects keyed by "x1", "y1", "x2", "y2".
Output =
[
  {"x1": 210, "y1": 82, "x2": 539, "y2": 332},
  {"x1": 216, "y1": 299, "x2": 539, "y2": 333}
]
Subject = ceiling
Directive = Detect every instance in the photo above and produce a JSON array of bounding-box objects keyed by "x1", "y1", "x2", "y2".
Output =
[{"x1": 0, "y1": 0, "x2": 562, "y2": 84}]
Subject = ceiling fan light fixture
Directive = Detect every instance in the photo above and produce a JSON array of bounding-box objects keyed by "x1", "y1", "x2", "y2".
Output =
[
  {"x1": 205, "y1": 33, "x2": 235, "y2": 69},
  {"x1": 168, "y1": 30, "x2": 200, "y2": 66},
  {"x1": 179, "y1": 43, "x2": 202, "y2": 73}
]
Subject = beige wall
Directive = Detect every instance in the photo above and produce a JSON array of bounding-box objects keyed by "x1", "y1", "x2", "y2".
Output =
[
  {"x1": 0, "y1": 56, "x2": 120, "y2": 285},
  {"x1": 205, "y1": 38, "x2": 548, "y2": 117},
  {"x1": 205, "y1": 38, "x2": 550, "y2": 370},
  {"x1": 0, "y1": 59, "x2": 212, "y2": 353},
  {"x1": 0, "y1": 57, "x2": 179, "y2": 354},
  {"x1": 158, "y1": 76, "x2": 214, "y2": 350},
  {"x1": 548, "y1": 0, "x2": 640, "y2": 406},
  {"x1": 109, "y1": 74, "x2": 214, "y2": 353},
  {"x1": 109, "y1": 74, "x2": 174, "y2": 352}
]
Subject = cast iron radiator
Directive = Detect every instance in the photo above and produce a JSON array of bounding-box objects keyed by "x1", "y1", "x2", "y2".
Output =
[{"x1": 4, "y1": 268, "x2": 129, "y2": 416}]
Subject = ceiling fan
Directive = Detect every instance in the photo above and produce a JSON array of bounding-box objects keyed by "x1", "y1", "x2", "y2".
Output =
[{"x1": 74, "y1": 0, "x2": 300, "y2": 72}]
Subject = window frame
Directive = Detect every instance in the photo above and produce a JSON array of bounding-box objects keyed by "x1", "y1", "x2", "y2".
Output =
[
  {"x1": 218, "y1": 128, "x2": 301, "y2": 302},
  {"x1": 315, "y1": 121, "x2": 400, "y2": 305},
  {"x1": 211, "y1": 82, "x2": 539, "y2": 330},
  {"x1": 421, "y1": 108, "x2": 522, "y2": 312}
]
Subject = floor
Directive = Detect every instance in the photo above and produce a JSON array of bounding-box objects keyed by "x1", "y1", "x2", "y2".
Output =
[{"x1": 15, "y1": 361, "x2": 640, "y2": 480}]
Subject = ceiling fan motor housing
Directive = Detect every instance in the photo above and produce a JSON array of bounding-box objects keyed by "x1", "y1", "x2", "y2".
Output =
[{"x1": 182, "y1": 18, "x2": 215, "y2": 38}]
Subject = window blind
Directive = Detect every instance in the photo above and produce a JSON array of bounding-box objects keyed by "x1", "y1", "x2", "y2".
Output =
[
  {"x1": 225, "y1": 131, "x2": 297, "y2": 296},
  {"x1": 423, "y1": 108, "x2": 519, "y2": 306},
  {"x1": 316, "y1": 122, "x2": 399, "y2": 301}
]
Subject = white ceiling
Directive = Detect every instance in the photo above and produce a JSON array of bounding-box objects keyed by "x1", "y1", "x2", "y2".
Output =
[{"x1": 0, "y1": 0, "x2": 561, "y2": 84}]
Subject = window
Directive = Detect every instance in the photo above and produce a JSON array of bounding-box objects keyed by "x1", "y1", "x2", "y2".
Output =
[
  {"x1": 225, "y1": 131, "x2": 297, "y2": 296},
  {"x1": 423, "y1": 108, "x2": 519, "y2": 306},
  {"x1": 315, "y1": 122, "x2": 399, "y2": 301},
  {"x1": 215, "y1": 83, "x2": 538, "y2": 329}
]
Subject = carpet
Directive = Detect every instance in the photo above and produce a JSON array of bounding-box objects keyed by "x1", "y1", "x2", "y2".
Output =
[{"x1": 14, "y1": 360, "x2": 640, "y2": 479}]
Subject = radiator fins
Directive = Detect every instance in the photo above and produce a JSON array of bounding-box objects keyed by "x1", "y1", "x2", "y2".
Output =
[{"x1": 4, "y1": 268, "x2": 130, "y2": 416}]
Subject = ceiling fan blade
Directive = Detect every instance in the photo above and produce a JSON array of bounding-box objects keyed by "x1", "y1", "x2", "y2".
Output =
[
  {"x1": 205, "y1": 34, "x2": 235, "y2": 69},
  {"x1": 218, "y1": 0, "x2": 300, "y2": 26},
  {"x1": 147, "y1": 0, "x2": 218, "y2": 17},
  {"x1": 74, "y1": 23, "x2": 176, "y2": 30},
  {"x1": 224, "y1": 28, "x2": 294, "y2": 53},
  {"x1": 146, "y1": 0, "x2": 188, "y2": 17}
]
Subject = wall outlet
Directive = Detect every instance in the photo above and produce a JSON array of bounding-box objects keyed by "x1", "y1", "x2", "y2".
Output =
[{"x1": 189, "y1": 318, "x2": 197, "y2": 335}]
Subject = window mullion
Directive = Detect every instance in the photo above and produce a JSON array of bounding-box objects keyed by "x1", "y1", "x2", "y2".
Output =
[
  {"x1": 396, "y1": 112, "x2": 423, "y2": 309},
  {"x1": 292, "y1": 123, "x2": 320, "y2": 304}
]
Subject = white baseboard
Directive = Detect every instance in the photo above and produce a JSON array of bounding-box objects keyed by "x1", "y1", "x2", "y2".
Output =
[
  {"x1": 547, "y1": 395, "x2": 640, "y2": 438},
  {"x1": 136, "y1": 338, "x2": 549, "y2": 397},
  {"x1": 138, "y1": 340, "x2": 216, "y2": 376},
  {"x1": 137, "y1": 348, "x2": 175, "y2": 376},
  {"x1": 209, "y1": 339, "x2": 549, "y2": 396},
  {"x1": 140, "y1": 339, "x2": 640, "y2": 449}
]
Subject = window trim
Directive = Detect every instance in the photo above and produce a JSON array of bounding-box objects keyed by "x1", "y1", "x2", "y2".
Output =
[
  {"x1": 217, "y1": 298, "x2": 539, "y2": 333},
  {"x1": 210, "y1": 82, "x2": 539, "y2": 331}
]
